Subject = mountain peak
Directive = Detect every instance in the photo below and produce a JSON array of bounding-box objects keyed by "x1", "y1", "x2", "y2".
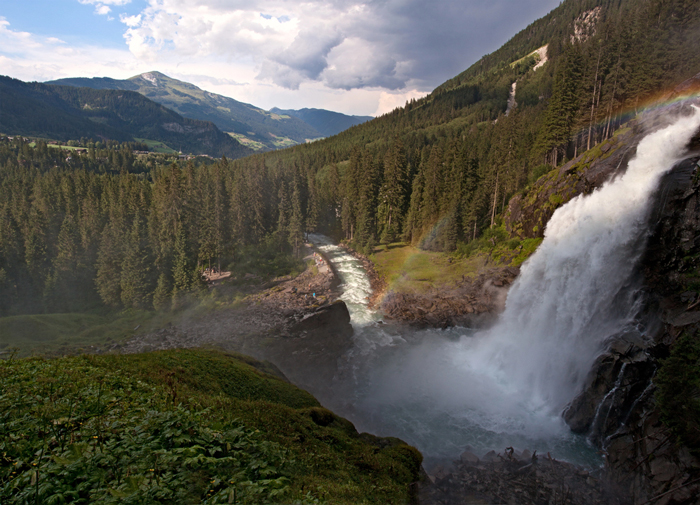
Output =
[{"x1": 132, "y1": 71, "x2": 169, "y2": 87}]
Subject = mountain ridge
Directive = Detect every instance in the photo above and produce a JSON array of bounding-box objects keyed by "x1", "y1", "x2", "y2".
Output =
[
  {"x1": 46, "y1": 72, "x2": 368, "y2": 150},
  {"x1": 0, "y1": 75, "x2": 253, "y2": 158},
  {"x1": 269, "y1": 107, "x2": 373, "y2": 138}
]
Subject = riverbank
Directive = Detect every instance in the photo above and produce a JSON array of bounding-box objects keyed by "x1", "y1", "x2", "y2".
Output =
[{"x1": 112, "y1": 243, "x2": 345, "y2": 356}]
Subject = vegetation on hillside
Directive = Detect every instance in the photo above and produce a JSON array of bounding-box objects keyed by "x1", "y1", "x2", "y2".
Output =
[
  {"x1": 0, "y1": 138, "x2": 307, "y2": 317},
  {"x1": 47, "y1": 72, "x2": 323, "y2": 151},
  {"x1": 656, "y1": 329, "x2": 700, "y2": 456},
  {"x1": 0, "y1": 349, "x2": 422, "y2": 504}
]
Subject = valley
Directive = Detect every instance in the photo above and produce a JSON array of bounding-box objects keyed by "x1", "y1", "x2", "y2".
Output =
[{"x1": 3, "y1": 0, "x2": 700, "y2": 503}]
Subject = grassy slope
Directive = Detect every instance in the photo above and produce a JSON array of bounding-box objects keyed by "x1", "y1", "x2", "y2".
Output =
[
  {"x1": 0, "y1": 310, "x2": 179, "y2": 358},
  {"x1": 0, "y1": 349, "x2": 422, "y2": 504},
  {"x1": 368, "y1": 234, "x2": 542, "y2": 296}
]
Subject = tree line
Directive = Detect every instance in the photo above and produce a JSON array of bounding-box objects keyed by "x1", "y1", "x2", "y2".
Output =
[{"x1": 0, "y1": 140, "x2": 307, "y2": 316}]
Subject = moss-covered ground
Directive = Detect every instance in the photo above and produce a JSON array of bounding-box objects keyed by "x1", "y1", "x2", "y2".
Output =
[{"x1": 0, "y1": 349, "x2": 422, "y2": 504}]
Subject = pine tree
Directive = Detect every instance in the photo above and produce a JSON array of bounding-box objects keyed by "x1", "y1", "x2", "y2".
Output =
[
  {"x1": 95, "y1": 217, "x2": 124, "y2": 308},
  {"x1": 120, "y1": 216, "x2": 152, "y2": 309},
  {"x1": 288, "y1": 181, "x2": 305, "y2": 257}
]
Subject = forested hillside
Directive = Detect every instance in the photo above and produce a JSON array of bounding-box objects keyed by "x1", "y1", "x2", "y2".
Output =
[
  {"x1": 226, "y1": 0, "x2": 700, "y2": 253},
  {"x1": 2, "y1": 0, "x2": 700, "y2": 319},
  {"x1": 0, "y1": 76, "x2": 253, "y2": 159},
  {"x1": 0, "y1": 139, "x2": 307, "y2": 316}
]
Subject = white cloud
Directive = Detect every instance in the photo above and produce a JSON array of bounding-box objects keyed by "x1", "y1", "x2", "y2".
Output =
[
  {"x1": 117, "y1": 0, "x2": 560, "y2": 95},
  {"x1": 375, "y1": 89, "x2": 427, "y2": 116},
  {"x1": 78, "y1": 0, "x2": 131, "y2": 17},
  {"x1": 95, "y1": 5, "x2": 111, "y2": 16},
  {"x1": 78, "y1": 0, "x2": 131, "y2": 5},
  {"x1": 0, "y1": 17, "x2": 142, "y2": 82}
]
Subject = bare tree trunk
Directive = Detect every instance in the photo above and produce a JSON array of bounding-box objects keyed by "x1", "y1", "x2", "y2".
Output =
[
  {"x1": 490, "y1": 172, "x2": 499, "y2": 228},
  {"x1": 587, "y1": 44, "x2": 603, "y2": 151}
]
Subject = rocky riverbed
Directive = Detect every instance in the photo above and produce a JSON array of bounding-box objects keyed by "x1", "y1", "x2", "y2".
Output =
[{"x1": 419, "y1": 447, "x2": 630, "y2": 505}]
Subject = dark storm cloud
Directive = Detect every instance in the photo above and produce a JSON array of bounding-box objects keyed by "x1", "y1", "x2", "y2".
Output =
[{"x1": 124, "y1": 0, "x2": 562, "y2": 92}]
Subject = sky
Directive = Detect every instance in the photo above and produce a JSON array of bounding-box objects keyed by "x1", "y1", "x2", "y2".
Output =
[{"x1": 0, "y1": 0, "x2": 561, "y2": 116}]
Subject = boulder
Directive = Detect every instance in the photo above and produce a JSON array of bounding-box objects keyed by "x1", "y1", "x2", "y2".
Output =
[{"x1": 459, "y1": 450, "x2": 480, "y2": 466}]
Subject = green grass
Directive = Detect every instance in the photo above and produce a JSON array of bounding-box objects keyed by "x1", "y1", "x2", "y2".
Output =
[
  {"x1": 226, "y1": 132, "x2": 266, "y2": 151},
  {"x1": 0, "y1": 310, "x2": 173, "y2": 358},
  {"x1": 368, "y1": 230, "x2": 543, "y2": 295},
  {"x1": 0, "y1": 349, "x2": 422, "y2": 504},
  {"x1": 28, "y1": 143, "x2": 85, "y2": 151},
  {"x1": 134, "y1": 138, "x2": 179, "y2": 154},
  {"x1": 270, "y1": 135, "x2": 298, "y2": 149},
  {"x1": 369, "y1": 243, "x2": 487, "y2": 294}
]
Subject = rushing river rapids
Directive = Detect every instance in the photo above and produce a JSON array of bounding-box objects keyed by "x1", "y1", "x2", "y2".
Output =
[{"x1": 308, "y1": 107, "x2": 700, "y2": 470}]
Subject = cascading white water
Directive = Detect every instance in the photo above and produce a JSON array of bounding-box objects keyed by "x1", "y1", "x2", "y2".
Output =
[
  {"x1": 310, "y1": 107, "x2": 700, "y2": 467},
  {"x1": 469, "y1": 107, "x2": 700, "y2": 411}
]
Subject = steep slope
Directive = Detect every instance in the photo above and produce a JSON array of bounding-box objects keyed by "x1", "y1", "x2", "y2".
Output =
[
  {"x1": 0, "y1": 76, "x2": 253, "y2": 159},
  {"x1": 0, "y1": 349, "x2": 422, "y2": 504},
  {"x1": 270, "y1": 107, "x2": 373, "y2": 138},
  {"x1": 0, "y1": 76, "x2": 131, "y2": 142},
  {"x1": 48, "y1": 72, "x2": 323, "y2": 150}
]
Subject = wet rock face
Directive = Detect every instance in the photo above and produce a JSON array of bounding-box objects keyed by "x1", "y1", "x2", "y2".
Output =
[
  {"x1": 262, "y1": 301, "x2": 354, "y2": 397},
  {"x1": 562, "y1": 330, "x2": 656, "y2": 444},
  {"x1": 560, "y1": 155, "x2": 700, "y2": 503}
]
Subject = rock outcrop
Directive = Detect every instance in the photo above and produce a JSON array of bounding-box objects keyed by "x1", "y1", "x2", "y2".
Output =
[
  {"x1": 263, "y1": 301, "x2": 354, "y2": 396},
  {"x1": 381, "y1": 267, "x2": 519, "y2": 328},
  {"x1": 419, "y1": 448, "x2": 629, "y2": 505}
]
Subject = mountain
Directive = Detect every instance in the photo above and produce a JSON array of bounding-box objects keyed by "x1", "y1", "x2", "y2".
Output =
[
  {"x1": 0, "y1": 75, "x2": 253, "y2": 158},
  {"x1": 47, "y1": 72, "x2": 324, "y2": 150},
  {"x1": 269, "y1": 107, "x2": 373, "y2": 138}
]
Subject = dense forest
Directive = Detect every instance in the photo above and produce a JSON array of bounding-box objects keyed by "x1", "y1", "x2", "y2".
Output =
[
  {"x1": 0, "y1": 139, "x2": 308, "y2": 316},
  {"x1": 2, "y1": 0, "x2": 700, "y2": 317}
]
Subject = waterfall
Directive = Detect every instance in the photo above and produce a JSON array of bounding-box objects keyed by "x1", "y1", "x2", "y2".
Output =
[
  {"x1": 467, "y1": 107, "x2": 700, "y2": 414},
  {"x1": 310, "y1": 107, "x2": 700, "y2": 466}
]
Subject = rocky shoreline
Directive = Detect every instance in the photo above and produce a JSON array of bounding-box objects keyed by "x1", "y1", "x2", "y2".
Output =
[{"x1": 420, "y1": 447, "x2": 630, "y2": 505}]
